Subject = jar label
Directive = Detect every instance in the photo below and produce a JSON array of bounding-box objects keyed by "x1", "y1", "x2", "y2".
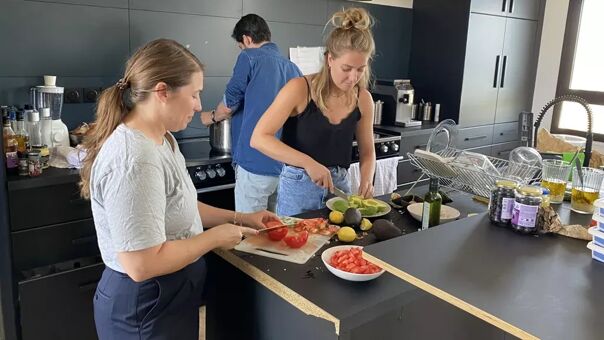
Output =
[
  {"x1": 512, "y1": 202, "x2": 538, "y2": 228},
  {"x1": 6, "y1": 151, "x2": 18, "y2": 168},
  {"x1": 501, "y1": 197, "x2": 514, "y2": 219}
]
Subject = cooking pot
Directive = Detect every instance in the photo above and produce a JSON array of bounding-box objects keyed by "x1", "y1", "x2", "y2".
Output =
[{"x1": 209, "y1": 118, "x2": 231, "y2": 153}]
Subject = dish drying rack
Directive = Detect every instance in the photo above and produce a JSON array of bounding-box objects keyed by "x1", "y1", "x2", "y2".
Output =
[{"x1": 407, "y1": 147, "x2": 542, "y2": 198}]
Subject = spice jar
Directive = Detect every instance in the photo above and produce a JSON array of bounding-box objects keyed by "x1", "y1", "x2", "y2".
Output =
[
  {"x1": 28, "y1": 151, "x2": 42, "y2": 177},
  {"x1": 18, "y1": 156, "x2": 29, "y2": 176},
  {"x1": 488, "y1": 179, "x2": 518, "y2": 227},
  {"x1": 38, "y1": 145, "x2": 50, "y2": 169},
  {"x1": 511, "y1": 185, "x2": 542, "y2": 234}
]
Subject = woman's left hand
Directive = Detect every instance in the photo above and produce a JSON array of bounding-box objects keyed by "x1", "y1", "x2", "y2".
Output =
[
  {"x1": 239, "y1": 211, "x2": 283, "y2": 230},
  {"x1": 358, "y1": 181, "x2": 374, "y2": 199}
]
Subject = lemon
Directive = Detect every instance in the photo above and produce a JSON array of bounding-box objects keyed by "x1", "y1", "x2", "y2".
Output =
[
  {"x1": 337, "y1": 227, "x2": 357, "y2": 242},
  {"x1": 329, "y1": 211, "x2": 344, "y2": 224},
  {"x1": 360, "y1": 218, "x2": 372, "y2": 231}
]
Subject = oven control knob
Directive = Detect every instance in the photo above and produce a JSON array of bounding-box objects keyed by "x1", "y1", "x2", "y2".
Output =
[
  {"x1": 380, "y1": 144, "x2": 389, "y2": 154},
  {"x1": 195, "y1": 168, "x2": 207, "y2": 181},
  {"x1": 391, "y1": 142, "x2": 399, "y2": 152},
  {"x1": 216, "y1": 165, "x2": 226, "y2": 178},
  {"x1": 206, "y1": 168, "x2": 217, "y2": 179}
]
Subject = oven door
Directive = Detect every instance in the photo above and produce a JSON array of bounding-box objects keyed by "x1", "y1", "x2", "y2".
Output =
[{"x1": 197, "y1": 184, "x2": 235, "y2": 210}]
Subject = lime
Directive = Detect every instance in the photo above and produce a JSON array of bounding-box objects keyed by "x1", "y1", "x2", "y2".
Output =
[
  {"x1": 337, "y1": 227, "x2": 357, "y2": 242},
  {"x1": 332, "y1": 199, "x2": 349, "y2": 213},
  {"x1": 329, "y1": 211, "x2": 344, "y2": 224},
  {"x1": 360, "y1": 218, "x2": 372, "y2": 231}
]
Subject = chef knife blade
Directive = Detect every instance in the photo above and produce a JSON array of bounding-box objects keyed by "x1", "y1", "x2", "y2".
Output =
[{"x1": 332, "y1": 187, "x2": 348, "y2": 200}]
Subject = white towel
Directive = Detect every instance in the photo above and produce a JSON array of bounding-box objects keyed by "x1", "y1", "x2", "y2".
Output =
[
  {"x1": 348, "y1": 156, "x2": 403, "y2": 196},
  {"x1": 373, "y1": 157, "x2": 403, "y2": 196},
  {"x1": 348, "y1": 162, "x2": 361, "y2": 195}
]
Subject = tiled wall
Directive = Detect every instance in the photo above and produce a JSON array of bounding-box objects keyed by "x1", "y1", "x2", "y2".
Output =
[{"x1": 0, "y1": 0, "x2": 412, "y2": 139}]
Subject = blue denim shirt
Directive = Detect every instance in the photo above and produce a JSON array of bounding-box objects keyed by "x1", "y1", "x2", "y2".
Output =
[{"x1": 224, "y1": 42, "x2": 302, "y2": 176}]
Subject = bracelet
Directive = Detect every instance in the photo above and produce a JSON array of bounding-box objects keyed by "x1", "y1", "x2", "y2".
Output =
[{"x1": 210, "y1": 109, "x2": 217, "y2": 124}]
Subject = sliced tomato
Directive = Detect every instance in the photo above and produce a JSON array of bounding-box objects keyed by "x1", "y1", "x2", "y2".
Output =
[
  {"x1": 264, "y1": 220, "x2": 284, "y2": 228},
  {"x1": 267, "y1": 227, "x2": 288, "y2": 241},
  {"x1": 283, "y1": 231, "x2": 309, "y2": 249},
  {"x1": 329, "y1": 248, "x2": 383, "y2": 274}
]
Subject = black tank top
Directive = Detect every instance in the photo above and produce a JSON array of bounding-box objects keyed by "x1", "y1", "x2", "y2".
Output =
[{"x1": 281, "y1": 77, "x2": 361, "y2": 169}]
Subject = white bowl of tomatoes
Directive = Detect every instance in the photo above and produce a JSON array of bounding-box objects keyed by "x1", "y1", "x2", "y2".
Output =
[{"x1": 321, "y1": 246, "x2": 385, "y2": 282}]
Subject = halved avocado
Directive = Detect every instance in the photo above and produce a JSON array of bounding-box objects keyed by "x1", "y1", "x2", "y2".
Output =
[{"x1": 359, "y1": 206, "x2": 378, "y2": 216}]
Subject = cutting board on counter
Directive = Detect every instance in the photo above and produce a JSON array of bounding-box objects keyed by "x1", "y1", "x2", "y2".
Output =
[{"x1": 234, "y1": 216, "x2": 333, "y2": 264}]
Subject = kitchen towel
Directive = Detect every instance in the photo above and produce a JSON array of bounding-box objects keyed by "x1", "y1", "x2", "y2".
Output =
[
  {"x1": 373, "y1": 156, "x2": 403, "y2": 196},
  {"x1": 348, "y1": 156, "x2": 403, "y2": 196}
]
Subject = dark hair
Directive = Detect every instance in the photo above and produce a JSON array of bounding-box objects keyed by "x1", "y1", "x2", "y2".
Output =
[{"x1": 231, "y1": 14, "x2": 271, "y2": 44}]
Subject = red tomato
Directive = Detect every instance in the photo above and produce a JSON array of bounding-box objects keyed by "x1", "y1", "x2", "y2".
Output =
[
  {"x1": 329, "y1": 248, "x2": 383, "y2": 274},
  {"x1": 264, "y1": 220, "x2": 284, "y2": 228},
  {"x1": 267, "y1": 227, "x2": 288, "y2": 241},
  {"x1": 283, "y1": 231, "x2": 309, "y2": 249}
]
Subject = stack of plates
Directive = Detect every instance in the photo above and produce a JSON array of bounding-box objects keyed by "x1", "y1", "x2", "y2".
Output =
[{"x1": 586, "y1": 198, "x2": 604, "y2": 262}]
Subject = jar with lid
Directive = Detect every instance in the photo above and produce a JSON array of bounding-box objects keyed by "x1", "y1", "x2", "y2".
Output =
[
  {"x1": 488, "y1": 179, "x2": 518, "y2": 227},
  {"x1": 511, "y1": 185, "x2": 542, "y2": 234},
  {"x1": 540, "y1": 187, "x2": 550, "y2": 208},
  {"x1": 28, "y1": 151, "x2": 42, "y2": 177}
]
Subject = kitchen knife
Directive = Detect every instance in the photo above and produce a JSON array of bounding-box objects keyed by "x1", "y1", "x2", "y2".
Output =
[
  {"x1": 332, "y1": 187, "x2": 348, "y2": 200},
  {"x1": 255, "y1": 248, "x2": 290, "y2": 256},
  {"x1": 257, "y1": 224, "x2": 289, "y2": 233}
]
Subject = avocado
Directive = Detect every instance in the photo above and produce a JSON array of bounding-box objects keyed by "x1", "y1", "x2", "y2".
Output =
[
  {"x1": 372, "y1": 219, "x2": 402, "y2": 241},
  {"x1": 344, "y1": 208, "x2": 362, "y2": 226}
]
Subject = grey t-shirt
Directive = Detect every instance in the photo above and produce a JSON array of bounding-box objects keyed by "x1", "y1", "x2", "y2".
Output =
[{"x1": 90, "y1": 124, "x2": 203, "y2": 273}]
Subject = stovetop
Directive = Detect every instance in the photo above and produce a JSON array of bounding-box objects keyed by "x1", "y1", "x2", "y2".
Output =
[{"x1": 177, "y1": 138, "x2": 232, "y2": 167}]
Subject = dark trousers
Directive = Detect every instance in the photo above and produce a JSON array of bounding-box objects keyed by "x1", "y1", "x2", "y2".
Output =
[{"x1": 94, "y1": 257, "x2": 207, "y2": 340}]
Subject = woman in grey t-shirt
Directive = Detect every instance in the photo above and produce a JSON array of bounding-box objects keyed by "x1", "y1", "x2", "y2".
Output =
[{"x1": 79, "y1": 39, "x2": 279, "y2": 340}]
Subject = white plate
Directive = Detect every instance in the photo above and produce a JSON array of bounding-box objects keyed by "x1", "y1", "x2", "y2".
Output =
[
  {"x1": 326, "y1": 197, "x2": 391, "y2": 218},
  {"x1": 321, "y1": 245, "x2": 385, "y2": 282},
  {"x1": 406, "y1": 202, "x2": 461, "y2": 224}
]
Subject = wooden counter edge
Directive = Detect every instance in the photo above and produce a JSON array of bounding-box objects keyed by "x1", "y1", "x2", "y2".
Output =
[
  {"x1": 213, "y1": 249, "x2": 341, "y2": 335},
  {"x1": 362, "y1": 252, "x2": 539, "y2": 340}
]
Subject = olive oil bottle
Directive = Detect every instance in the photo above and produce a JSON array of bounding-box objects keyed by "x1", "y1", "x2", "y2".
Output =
[{"x1": 422, "y1": 178, "x2": 442, "y2": 230}]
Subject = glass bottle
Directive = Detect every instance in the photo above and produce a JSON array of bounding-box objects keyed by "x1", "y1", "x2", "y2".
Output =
[
  {"x1": 15, "y1": 110, "x2": 30, "y2": 155},
  {"x1": 422, "y1": 178, "x2": 442, "y2": 230},
  {"x1": 40, "y1": 107, "x2": 53, "y2": 150},
  {"x1": 3, "y1": 112, "x2": 19, "y2": 175},
  {"x1": 27, "y1": 109, "x2": 42, "y2": 148}
]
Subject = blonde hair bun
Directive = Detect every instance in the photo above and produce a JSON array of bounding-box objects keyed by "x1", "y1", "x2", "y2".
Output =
[{"x1": 330, "y1": 7, "x2": 372, "y2": 31}]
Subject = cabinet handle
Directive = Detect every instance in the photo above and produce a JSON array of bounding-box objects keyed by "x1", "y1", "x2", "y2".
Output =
[
  {"x1": 72, "y1": 235, "x2": 98, "y2": 246},
  {"x1": 79, "y1": 280, "x2": 100, "y2": 292},
  {"x1": 508, "y1": 0, "x2": 514, "y2": 13},
  {"x1": 502, "y1": 0, "x2": 507, "y2": 12},
  {"x1": 464, "y1": 135, "x2": 488, "y2": 141},
  {"x1": 493, "y1": 55, "x2": 500, "y2": 88},
  {"x1": 500, "y1": 56, "x2": 507, "y2": 88}
]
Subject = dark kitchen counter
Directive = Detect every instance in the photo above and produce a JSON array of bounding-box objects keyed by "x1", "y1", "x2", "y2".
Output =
[
  {"x1": 363, "y1": 213, "x2": 600, "y2": 340},
  {"x1": 6, "y1": 167, "x2": 81, "y2": 191},
  {"x1": 375, "y1": 121, "x2": 438, "y2": 137},
  {"x1": 177, "y1": 137, "x2": 232, "y2": 167},
  {"x1": 205, "y1": 188, "x2": 492, "y2": 339}
]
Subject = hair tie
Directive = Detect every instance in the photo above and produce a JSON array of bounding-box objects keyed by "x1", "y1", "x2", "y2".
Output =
[{"x1": 116, "y1": 78, "x2": 129, "y2": 90}]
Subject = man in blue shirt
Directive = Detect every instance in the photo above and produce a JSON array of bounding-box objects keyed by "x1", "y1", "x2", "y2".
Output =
[{"x1": 201, "y1": 14, "x2": 301, "y2": 213}]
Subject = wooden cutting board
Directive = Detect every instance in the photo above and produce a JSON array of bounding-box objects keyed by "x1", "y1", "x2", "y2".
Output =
[{"x1": 234, "y1": 217, "x2": 333, "y2": 264}]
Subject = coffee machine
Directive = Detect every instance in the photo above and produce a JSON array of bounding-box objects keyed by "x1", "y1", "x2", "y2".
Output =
[{"x1": 371, "y1": 79, "x2": 421, "y2": 127}]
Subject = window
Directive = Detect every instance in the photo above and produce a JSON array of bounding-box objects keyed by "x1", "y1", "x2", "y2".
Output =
[{"x1": 553, "y1": 0, "x2": 604, "y2": 141}]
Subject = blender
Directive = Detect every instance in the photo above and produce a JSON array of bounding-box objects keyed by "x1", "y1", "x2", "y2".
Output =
[{"x1": 30, "y1": 75, "x2": 69, "y2": 151}]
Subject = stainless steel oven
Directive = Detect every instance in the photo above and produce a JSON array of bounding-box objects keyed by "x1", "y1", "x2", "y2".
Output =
[{"x1": 178, "y1": 138, "x2": 235, "y2": 210}]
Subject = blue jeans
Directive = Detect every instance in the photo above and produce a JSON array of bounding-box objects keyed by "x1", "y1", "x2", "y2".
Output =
[
  {"x1": 235, "y1": 165, "x2": 279, "y2": 213},
  {"x1": 277, "y1": 165, "x2": 350, "y2": 217}
]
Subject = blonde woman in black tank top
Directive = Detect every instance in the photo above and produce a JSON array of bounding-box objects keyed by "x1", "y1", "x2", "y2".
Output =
[{"x1": 251, "y1": 7, "x2": 377, "y2": 216}]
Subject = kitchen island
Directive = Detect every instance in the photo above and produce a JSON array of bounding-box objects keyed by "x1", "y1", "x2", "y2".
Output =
[
  {"x1": 364, "y1": 213, "x2": 600, "y2": 340},
  {"x1": 204, "y1": 190, "x2": 511, "y2": 340}
]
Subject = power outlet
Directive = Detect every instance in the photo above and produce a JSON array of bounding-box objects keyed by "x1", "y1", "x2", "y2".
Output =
[
  {"x1": 64, "y1": 88, "x2": 83, "y2": 104},
  {"x1": 83, "y1": 87, "x2": 102, "y2": 103}
]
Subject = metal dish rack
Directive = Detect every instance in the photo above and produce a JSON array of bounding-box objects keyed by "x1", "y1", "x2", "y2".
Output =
[{"x1": 407, "y1": 148, "x2": 542, "y2": 197}]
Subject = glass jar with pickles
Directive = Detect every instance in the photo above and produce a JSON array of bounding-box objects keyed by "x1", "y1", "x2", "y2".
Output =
[
  {"x1": 511, "y1": 185, "x2": 542, "y2": 234},
  {"x1": 540, "y1": 159, "x2": 572, "y2": 204},
  {"x1": 571, "y1": 167, "x2": 604, "y2": 214},
  {"x1": 488, "y1": 179, "x2": 518, "y2": 227}
]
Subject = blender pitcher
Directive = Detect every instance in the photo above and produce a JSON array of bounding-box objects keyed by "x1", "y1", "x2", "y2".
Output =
[{"x1": 30, "y1": 75, "x2": 69, "y2": 150}]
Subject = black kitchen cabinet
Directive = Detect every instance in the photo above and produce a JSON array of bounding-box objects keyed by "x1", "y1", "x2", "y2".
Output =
[
  {"x1": 410, "y1": 0, "x2": 542, "y2": 128},
  {"x1": 2, "y1": 170, "x2": 102, "y2": 340}
]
